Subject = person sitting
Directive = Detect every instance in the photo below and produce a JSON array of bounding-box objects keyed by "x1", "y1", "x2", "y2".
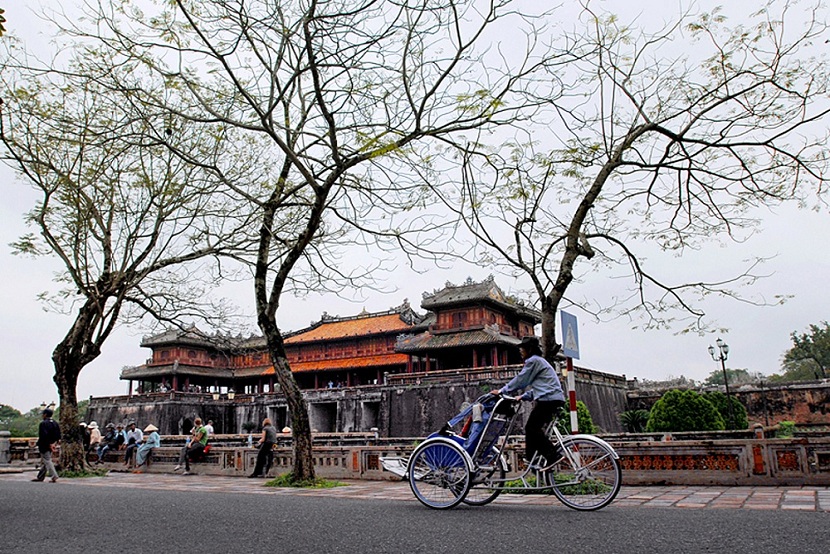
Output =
[
  {"x1": 97, "y1": 423, "x2": 125, "y2": 463},
  {"x1": 87, "y1": 421, "x2": 102, "y2": 463},
  {"x1": 248, "y1": 418, "x2": 277, "y2": 478},
  {"x1": 174, "y1": 417, "x2": 208, "y2": 475},
  {"x1": 134, "y1": 424, "x2": 160, "y2": 472},
  {"x1": 123, "y1": 421, "x2": 143, "y2": 468}
]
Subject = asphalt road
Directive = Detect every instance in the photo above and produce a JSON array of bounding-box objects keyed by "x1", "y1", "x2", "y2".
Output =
[{"x1": 1, "y1": 479, "x2": 828, "y2": 554}]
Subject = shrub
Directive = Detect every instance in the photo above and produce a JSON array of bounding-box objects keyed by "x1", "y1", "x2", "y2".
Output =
[
  {"x1": 558, "y1": 400, "x2": 597, "y2": 434},
  {"x1": 776, "y1": 421, "x2": 796, "y2": 438},
  {"x1": 645, "y1": 389, "x2": 725, "y2": 432},
  {"x1": 703, "y1": 391, "x2": 748, "y2": 430},
  {"x1": 620, "y1": 409, "x2": 650, "y2": 433}
]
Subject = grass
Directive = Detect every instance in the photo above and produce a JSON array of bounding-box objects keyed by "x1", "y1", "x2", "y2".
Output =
[
  {"x1": 264, "y1": 473, "x2": 348, "y2": 489},
  {"x1": 57, "y1": 467, "x2": 109, "y2": 478}
]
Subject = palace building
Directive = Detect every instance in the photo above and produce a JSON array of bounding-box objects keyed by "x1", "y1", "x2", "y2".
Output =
[{"x1": 120, "y1": 276, "x2": 542, "y2": 395}]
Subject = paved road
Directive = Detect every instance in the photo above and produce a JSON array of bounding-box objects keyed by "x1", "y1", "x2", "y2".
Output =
[{"x1": 1, "y1": 472, "x2": 828, "y2": 554}]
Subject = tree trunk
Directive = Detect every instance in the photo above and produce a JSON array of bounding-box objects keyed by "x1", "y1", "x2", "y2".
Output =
[
  {"x1": 259, "y1": 317, "x2": 315, "y2": 481},
  {"x1": 52, "y1": 300, "x2": 106, "y2": 472},
  {"x1": 539, "y1": 296, "x2": 560, "y2": 365}
]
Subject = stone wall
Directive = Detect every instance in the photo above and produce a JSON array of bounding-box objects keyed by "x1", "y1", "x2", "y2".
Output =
[{"x1": 626, "y1": 380, "x2": 830, "y2": 427}]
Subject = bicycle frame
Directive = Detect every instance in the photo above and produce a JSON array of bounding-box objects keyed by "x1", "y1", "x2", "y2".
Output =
[{"x1": 465, "y1": 394, "x2": 618, "y2": 492}]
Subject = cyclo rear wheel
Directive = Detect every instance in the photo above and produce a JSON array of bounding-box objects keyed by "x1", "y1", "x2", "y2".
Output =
[
  {"x1": 549, "y1": 437, "x2": 621, "y2": 511},
  {"x1": 408, "y1": 437, "x2": 472, "y2": 509},
  {"x1": 463, "y1": 456, "x2": 507, "y2": 506}
]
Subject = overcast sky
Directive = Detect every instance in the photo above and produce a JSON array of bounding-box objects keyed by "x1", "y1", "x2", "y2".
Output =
[{"x1": 2, "y1": 1, "x2": 829, "y2": 412}]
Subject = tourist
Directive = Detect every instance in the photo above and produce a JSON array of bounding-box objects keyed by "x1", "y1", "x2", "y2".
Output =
[
  {"x1": 491, "y1": 336, "x2": 566, "y2": 471},
  {"x1": 134, "y1": 424, "x2": 160, "y2": 472},
  {"x1": 174, "y1": 417, "x2": 208, "y2": 475},
  {"x1": 97, "y1": 423, "x2": 125, "y2": 463},
  {"x1": 123, "y1": 421, "x2": 143, "y2": 468},
  {"x1": 204, "y1": 420, "x2": 214, "y2": 437},
  {"x1": 248, "y1": 418, "x2": 277, "y2": 478},
  {"x1": 32, "y1": 408, "x2": 61, "y2": 483},
  {"x1": 87, "y1": 421, "x2": 102, "y2": 462},
  {"x1": 79, "y1": 422, "x2": 90, "y2": 454}
]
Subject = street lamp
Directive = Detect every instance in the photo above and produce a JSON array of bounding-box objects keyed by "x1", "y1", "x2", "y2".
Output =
[{"x1": 708, "y1": 338, "x2": 736, "y2": 429}]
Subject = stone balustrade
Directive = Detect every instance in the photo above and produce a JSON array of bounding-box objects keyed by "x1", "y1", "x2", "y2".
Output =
[{"x1": 7, "y1": 433, "x2": 830, "y2": 485}]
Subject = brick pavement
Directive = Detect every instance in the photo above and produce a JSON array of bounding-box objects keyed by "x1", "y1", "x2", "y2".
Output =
[{"x1": 4, "y1": 470, "x2": 829, "y2": 511}]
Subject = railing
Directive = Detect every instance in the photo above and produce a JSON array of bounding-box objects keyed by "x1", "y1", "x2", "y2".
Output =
[
  {"x1": 9, "y1": 433, "x2": 830, "y2": 485},
  {"x1": 387, "y1": 365, "x2": 524, "y2": 385}
]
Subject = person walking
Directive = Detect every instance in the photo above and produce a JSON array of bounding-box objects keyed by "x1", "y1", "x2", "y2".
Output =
[
  {"x1": 491, "y1": 336, "x2": 566, "y2": 471},
  {"x1": 248, "y1": 418, "x2": 277, "y2": 478},
  {"x1": 32, "y1": 408, "x2": 61, "y2": 483}
]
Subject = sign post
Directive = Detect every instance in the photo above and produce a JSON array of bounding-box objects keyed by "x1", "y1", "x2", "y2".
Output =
[{"x1": 560, "y1": 311, "x2": 580, "y2": 433}]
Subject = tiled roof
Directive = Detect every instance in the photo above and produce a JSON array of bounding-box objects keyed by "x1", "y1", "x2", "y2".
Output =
[
  {"x1": 140, "y1": 326, "x2": 218, "y2": 348},
  {"x1": 396, "y1": 327, "x2": 522, "y2": 352},
  {"x1": 285, "y1": 313, "x2": 415, "y2": 343},
  {"x1": 120, "y1": 363, "x2": 232, "y2": 380},
  {"x1": 421, "y1": 276, "x2": 541, "y2": 321},
  {"x1": 258, "y1": 353, "x2": 409, "y2": 374}
]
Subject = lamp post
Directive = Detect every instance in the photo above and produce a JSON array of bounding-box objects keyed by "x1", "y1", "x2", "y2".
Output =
[{"x1": 708, "y1": 338, "x2": 736, "y2": 429}]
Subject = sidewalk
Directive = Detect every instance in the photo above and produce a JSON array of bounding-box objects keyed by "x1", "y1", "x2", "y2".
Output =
[{"x1": 4, "y1": 469, "x2": 829, "y2": 511}]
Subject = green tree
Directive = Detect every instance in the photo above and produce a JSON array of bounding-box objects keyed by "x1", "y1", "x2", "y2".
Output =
[
  {"x1": 1, "y1": 46, "x2": 253, "y2": 470},
  {"x1": 646, "y1": 389, "x2": 725, "y2": 433},
  {"x1": 703, "y1": 391, "x2": 748, "y2": 430},
  {"x1": 0, "y1": 404, "x2": 22, "y2": 428},
  {"x1": 426, "y1": 2, "x2": 830, "y2": 363},
  {"x1": 558, "y1": 400, "x2": 597, "y2": 434},
  {"x1": 703, "y1": 368, "x2": 757, "y2": 387},
  {"x1": 77, "y1": 0, "x2": 563, "y2": 481},
  {"x1": 780, "y1": 322, "x2": 830, "y2": 380},
  {"x1": 5, "y1": 406, "x2": 42, "y2": 438}
]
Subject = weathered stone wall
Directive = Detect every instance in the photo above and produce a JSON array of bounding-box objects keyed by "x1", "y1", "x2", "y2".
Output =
[
  {"x1": 626, "y1": 381, "x2": 830, "y2": 428},
  {"x1": 380, "y1": 378, "x2": 628, "y2": 436},
  {"x1": 88, "y1": 379, "x2": 828, "y2": 439}
]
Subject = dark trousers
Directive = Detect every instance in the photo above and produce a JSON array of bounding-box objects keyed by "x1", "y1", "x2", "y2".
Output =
[
  {"x1": 251, "y1": 442, "x2": 274, "y2": 476},
  {"x1": 179, "y1": 443, "x2": 205, "y2": 470},
  {"x1": 124, "y1": 443, "x2": 138, "y2": 465},
  {"x1": 525, "y1": 400, "x2": 565, "y2": 462}
]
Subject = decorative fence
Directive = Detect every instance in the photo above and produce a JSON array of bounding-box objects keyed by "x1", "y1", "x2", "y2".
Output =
[{"x1": 6, "y1": 433, "x2": 830, "y2": 486}]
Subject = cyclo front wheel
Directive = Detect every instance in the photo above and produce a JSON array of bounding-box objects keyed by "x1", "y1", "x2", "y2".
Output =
[
  {"x1": 408, "y1": 437, "x2": 472, "y2": 509},
  {"x1": 549, "y1": 437, "x2": 621, "y2": 511}
]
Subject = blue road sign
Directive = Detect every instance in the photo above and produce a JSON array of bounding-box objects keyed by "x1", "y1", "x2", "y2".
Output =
[{"x1": 560, "y1": 310, "x2": 580, "y2": 359}]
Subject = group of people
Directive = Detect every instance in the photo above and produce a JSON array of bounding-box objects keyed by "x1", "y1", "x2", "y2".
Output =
[{"x1": 78, "y1": 419, "x2": 161, "y2": 471}]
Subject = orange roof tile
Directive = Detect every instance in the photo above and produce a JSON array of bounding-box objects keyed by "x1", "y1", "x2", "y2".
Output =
[
  {"x1": 257, "y1": 352, "x2": 409, "y2": 374},
  {"x1": 285, "y1": 314, "x2": 413, "y2": 343}
]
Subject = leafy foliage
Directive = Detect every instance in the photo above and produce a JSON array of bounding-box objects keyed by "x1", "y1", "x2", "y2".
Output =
[
  {"x1": 558, "y1": 400, "x2": 597, "y2": 434},
  {"x1": 1, "y1": 405, "x2": 42, "y2": 437},
  {"x1": 646, "y1": 390, "x2": 725, "y2": 433},
  {"x1": 775, "y1": 322, "x2": 830, "y2": 381},
  {"x1": 775, "y1": 421, "x2": 796, "y2": 438},
  {"x1": 703, "y1": 368, "x2": 759, "y2": 387},
  {"x1": 703, "y1": 391, "x2": 748, "y2": 430},
  {"x1": 619, "y1": 409, "x2": 650, "y2": 433}
]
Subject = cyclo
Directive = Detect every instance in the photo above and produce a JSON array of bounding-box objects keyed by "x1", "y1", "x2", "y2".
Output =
[{"x1": 382, "y1": 392, "x2": 621, "y2": 510}]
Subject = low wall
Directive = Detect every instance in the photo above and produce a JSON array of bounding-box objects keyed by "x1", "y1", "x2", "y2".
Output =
[{"x1": 12, "y1": 434, "x2": 830, "y2": 486}]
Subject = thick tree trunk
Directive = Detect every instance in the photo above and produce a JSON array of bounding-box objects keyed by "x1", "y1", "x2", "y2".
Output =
[
  {"x1": 259, "y1": 318, "x2": 315, "y2": 481},
  {"x1": 52, "y1": 300, "x2": 106, "y2": 472},
  {"x1": 539, "y1": 296, "x2": 560, "y2": 365}
]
